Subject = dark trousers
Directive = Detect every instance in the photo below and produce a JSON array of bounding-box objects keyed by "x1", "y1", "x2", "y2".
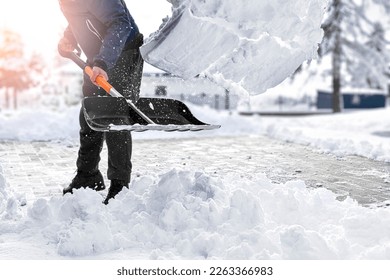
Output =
[{"x1": 76, "y1": 46, "x2": 144, "y2": 183}]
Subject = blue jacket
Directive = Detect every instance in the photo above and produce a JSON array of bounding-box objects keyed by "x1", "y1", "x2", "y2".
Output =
[{"x1": 59, "y1": 0, "x2": 141, "y2": 70}]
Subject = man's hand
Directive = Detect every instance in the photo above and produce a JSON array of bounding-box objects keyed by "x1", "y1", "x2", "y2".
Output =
[
  {"x1": 58, "y1": 36, "x2": 80, "y2": 57},
  {"x1": 90, "y1": 66, "x2": 109, "y2": 87},
  {"x1": 58, "y1": 36, "x2": 108, "y2": 87}
]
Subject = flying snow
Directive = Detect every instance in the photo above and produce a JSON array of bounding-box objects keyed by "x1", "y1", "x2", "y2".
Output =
[{"x1": 141, "y1": 0, "x2": 327, "y2": 95}]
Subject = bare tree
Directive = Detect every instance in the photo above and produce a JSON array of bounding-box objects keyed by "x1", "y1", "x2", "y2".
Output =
[{"x1": 0, "y1": 28, "x2": 44, "y2": 109}]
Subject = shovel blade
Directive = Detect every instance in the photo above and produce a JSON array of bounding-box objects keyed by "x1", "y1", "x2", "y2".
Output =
[{"x1": 82, "y1": 96, "x2": 220, "y2": 132}]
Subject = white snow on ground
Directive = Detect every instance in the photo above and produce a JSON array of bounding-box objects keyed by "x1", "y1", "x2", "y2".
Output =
[
  {"x1": 0, "y1": 107, "x2": 80, "y2": 142},
  {"x1": 0, "y1": 104, "x2": 262, "y2": 141},
  {"x1": 1, "y1": 0, "x2": 390, "y2": 261},
  {"x1": 2, "y1": 106, "x2": 390, "y2": 259},
  {"x1": 1, "y1": 105, "x2": 390, "y2": 164},
  {"x1": 258, "y1": 108, "x2": 390, "y2": 162},
  {"x1": 141, "y1": 0, "x2": 327, "y2": 95},
  {"x1": 2, "y1": 168, "x2": 390, "y2": 260}
]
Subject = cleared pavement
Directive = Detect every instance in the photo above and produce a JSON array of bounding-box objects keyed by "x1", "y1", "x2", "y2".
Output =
[{"x1": 1, "y1": 135, "x2": 390, "y2": 206}]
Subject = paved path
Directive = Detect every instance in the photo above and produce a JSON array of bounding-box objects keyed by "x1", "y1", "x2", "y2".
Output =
[{"x1": 1, "y1": 135, "x2": 390, "y2": 206}]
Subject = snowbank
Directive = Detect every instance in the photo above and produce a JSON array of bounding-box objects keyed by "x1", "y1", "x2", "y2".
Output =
[
  {"x1": 0, "y1": 107, "x2": 80, "y2": 141},
  {"x1": 0, "y1": 104, "x2": 263, "y2": 141},
  {"x1": 2, "y1": 104, "x2": 390, "y2": 164},
  {"x1": 2, "y1": 168, "x2": 390, "y2": 259},
  {"x1": 0, "y1": 164, "x2": 26, "y2": 221},
  {"x1": 0, "y1": 165, "x2": 8, "y2": 210},
  {"x1": 258, "y1": 108, "x2": 390, "y2": 162},
  {"x1": 141, "y1": 0, "x2": 327, "y2": 95}
]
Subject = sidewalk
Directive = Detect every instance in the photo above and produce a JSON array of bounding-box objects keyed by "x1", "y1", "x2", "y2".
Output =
[{"x1": 1, "y1": 135, "x2": 390, "y2": 205}]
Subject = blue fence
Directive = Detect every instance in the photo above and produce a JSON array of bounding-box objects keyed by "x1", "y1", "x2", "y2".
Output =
[{"x1": 317, "y1": 90, "x2": 387, "y2": 109}]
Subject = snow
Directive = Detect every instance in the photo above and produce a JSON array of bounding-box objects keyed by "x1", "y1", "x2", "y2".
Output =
[
  {"x1": 0, "y1": 107, "x2": 80, "y2": 142},
  {"x1": 257, "y1": 108, "x2": 390, "y2": 162},
  {"x1": 2, "y1": 104, "x2": 390, "y2": 259},
  {"x1": 1, "y1": 0, "x2": 390, "y2": 261},
  {"x1": 141, "y1": 0, "x2": 327, "y2": 95},
  {"x1": 1, "y1": 104, "x2": 390, "y2": 164}
]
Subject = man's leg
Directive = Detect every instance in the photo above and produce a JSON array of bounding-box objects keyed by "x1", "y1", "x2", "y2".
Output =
[
  {"x1": 76, "y1": 104, "x2": 104, "y2": 175},
  {"x1": 63, "y1": 77, "x2": 106, "y2": 194},
  {"x1": 105, "y1": 131, "x2": 132, "y2": 183},
  {"x1": 103, "y1": 44, "x2": 144, "y2": 203}
]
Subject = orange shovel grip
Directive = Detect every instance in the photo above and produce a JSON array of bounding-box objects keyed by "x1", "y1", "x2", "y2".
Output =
[{"x1": 85, "y1": 66, "x2": 112, "y2": 94}]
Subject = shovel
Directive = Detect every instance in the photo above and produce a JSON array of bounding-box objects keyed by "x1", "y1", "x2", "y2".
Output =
[{"x1": 61, "y1": 51, "x2": 220, "y2": 132}]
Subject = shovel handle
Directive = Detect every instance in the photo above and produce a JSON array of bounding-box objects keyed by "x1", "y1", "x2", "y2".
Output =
[
  {"x1": 60, "y1": 51, "x2": 155, "y2": 125},
  {"x1": 59, "y1": 50, "x2": 113, "y2": 94},
  {"x1": 84, "y1": 66, "x2": 113, "y2": 94}
]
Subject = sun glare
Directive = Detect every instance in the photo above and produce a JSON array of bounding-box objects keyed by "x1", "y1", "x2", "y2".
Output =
[
  {"x1": 0, "y1": 0, "x2": 172, "y2": 58},
  {"x1": 0, "y1": 0, "x2": 66, "y2": 54}
]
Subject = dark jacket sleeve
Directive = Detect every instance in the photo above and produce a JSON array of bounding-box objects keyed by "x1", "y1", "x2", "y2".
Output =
[{"x1": 87, "y1": 0, "x2": 135, "y2": 70}]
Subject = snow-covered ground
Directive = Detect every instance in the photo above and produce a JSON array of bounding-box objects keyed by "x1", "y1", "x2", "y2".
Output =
[
  {"x1": 259, "y1": 108, "x2": 390, "y2": 162},
  {"x1": 1, "y1": 0, "x2": 390, "y2": 262},
  {"x1": 1, "y1": 104, "x2": 390, "y2": 162},
  {"x1": 1, "y1": 105, "x2": 390, "y2": 260}
]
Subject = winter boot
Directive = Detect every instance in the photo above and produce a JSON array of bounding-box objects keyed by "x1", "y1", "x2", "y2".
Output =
[
  {"x1": 63, "y1": 170, "x2": 106, "y2": 195},
  {"x1": 103, "y1": 179, "x2": 129, "y2": 205}
]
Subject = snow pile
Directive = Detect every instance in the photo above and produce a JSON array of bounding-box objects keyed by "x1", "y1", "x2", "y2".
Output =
[
  {"x1": 257, "y1": 108, "x2": 390, "y2": 162},
  {"x1": 0, "y1": 107, "x2": 80, "y2": 141},
  {"x1": 133, "y1": 104, "x2": 264, "y2": 140},
  {"x1": 0, "y1": 104, "x2": 262, "y2": 141},
  {"x1": 3, "y1": 168, "x2": 390, "y2": 259},
  {"x1": 0, "y1": 164, "x2": 25, "y2": 221},
  {"x1": 0, "y1": 165, "x2": 8, "y2": 212},
  {"x1": 141, "y1": 0, "x2": 327, "y2": 95}
]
